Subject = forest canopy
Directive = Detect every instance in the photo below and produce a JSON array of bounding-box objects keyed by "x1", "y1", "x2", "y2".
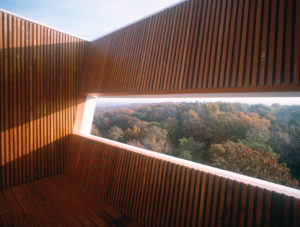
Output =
[{"x1": 91, "y1": 101, "x2": 300, "y2": 188}]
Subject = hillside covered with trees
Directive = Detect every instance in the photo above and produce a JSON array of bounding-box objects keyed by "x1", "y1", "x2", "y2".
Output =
[{"x1": 91, "y1": 102, "x2": 300, "y2": 188}]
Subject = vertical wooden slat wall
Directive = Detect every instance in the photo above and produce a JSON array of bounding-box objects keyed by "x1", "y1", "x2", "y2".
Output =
[
  {"x1": 0, "y1": 11, "x2": 88, "y2": 189},
  {"x1": 65, "y1": 135, "x2": 300, "y2": 227},
  {"x1": 82, "y1": 0, "x2": 300, "y2": 94}
]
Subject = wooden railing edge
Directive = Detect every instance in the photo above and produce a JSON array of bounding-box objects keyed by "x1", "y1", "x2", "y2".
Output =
[{"x1": 71, "y1": 133, "x2": 300, "y2": 200}]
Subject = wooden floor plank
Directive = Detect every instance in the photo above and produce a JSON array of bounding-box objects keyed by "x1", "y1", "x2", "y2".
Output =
[
  {"x1": 33, "y1": 177, "x2": 83, "y2": 226},
  {"x1": 1, "y1": 189, "x2": 30, "y2": 226},
  {"x1": 26, "y1": 181, "x2": 70, "y2": 226},
  {"x1": 0, "y1": 174, "x2": 140, "y2": 226},
  {"x1": 39, "y1": 178, "x2": 98, "y2": 227},
  {"x1": 55, "y1": 175, "x2": 122, "y2": 222},
  {"x1": 0, "y1": 192, "x2": 14, "y2": 225},
  {"x1": 11, "y1": 184, "x2": 45, "y2": 226},
  {"x1": 53, "y1": 175, "x2": 117, "y2": 225}
]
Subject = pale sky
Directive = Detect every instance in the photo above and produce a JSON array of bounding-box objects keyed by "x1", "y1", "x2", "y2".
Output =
[
  {"x1": 0, "y1": 0, "x2": 183, "y2": 41},
  {"x1": 96, "y1": 98, "x2": 300, "y2": 106},
  {"x1": 96, "y1": 93, "x2": 300, "y2": 106}
]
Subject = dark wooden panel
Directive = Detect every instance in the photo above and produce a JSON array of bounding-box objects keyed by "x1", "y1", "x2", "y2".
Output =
[
  {"x1": 81, "y1": 0, "x2": 300, "y2": 94},
  {"x1": 65, "y1": 134, "x2": 300, "y2": 227},
  {"x1": 0, "y1": 11, "x2": 88, "y2": 189}
]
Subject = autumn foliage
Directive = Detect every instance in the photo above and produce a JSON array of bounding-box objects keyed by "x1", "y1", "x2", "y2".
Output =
[
  {"x1": 92, "y1": 102, "x2": 300, "y2": 188},
  {"x1": 209, "y1": 140, "x2": 298, "y2": 187}
]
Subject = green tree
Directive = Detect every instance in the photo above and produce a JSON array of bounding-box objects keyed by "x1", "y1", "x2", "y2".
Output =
[
  {"x1": 180, "y1": 109, "x2": 205, "y2": 138},
  {"x1": 142, "y1": 124, "x2": 172, "y2": 154},
  {"x1": 175, "y1": 137, "x2": 205, "y2": 161},
  {"x1": 107, "y1": 126, "x2": 125, "y2": 142},
  {"x1": 90, "y1": 124, "x2": 101, "y2": 137}
]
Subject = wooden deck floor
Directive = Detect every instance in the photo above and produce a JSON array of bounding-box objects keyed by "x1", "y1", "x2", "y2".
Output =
[{"x1": 0, "y1": 174, "x2": 140, "y2": 226}]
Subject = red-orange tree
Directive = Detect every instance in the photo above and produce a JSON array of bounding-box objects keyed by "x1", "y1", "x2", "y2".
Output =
[{"x1": 208, "y1": 140, "x2": 299, "y2": 187}]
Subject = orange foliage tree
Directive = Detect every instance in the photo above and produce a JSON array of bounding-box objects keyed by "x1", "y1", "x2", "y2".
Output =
[{"x1": 208, "y1": 140, "x2": 299, "y2": 187}]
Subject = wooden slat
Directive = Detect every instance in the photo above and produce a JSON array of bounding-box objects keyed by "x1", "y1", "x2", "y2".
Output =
[
  {"x1": 0, "y1": 11, "x2": 88, "y2": 189},
  {"x1": 0, "y1": 12, "x2": 5, "y2": 189},
  {"x1": 4, "y1": 13, "x2": 10, "y2": 188},
  {"x1": 293, "y1": 0, "x2": 300, "y2": 85},
  {"x1": 64, "y1": 134, "x2": 300, "y2": 227},
  {"x1": 80, "y1": 0, "x2": 299, "y2": 94}
]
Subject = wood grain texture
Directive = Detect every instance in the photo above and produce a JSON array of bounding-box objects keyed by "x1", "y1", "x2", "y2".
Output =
[
  {"x1": 0, "y1": 11, "x2": 88, "y2": 189},
  {"x1": 65, "y1": 134, "x2": 300, "y2": 227},
  {"x1": 81, "y1": 0, "x2": 300, "y2": 94}
]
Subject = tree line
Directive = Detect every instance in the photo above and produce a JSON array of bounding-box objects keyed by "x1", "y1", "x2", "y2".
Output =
[{"x1": 91, "y1": 102, "x2": 300, "y2": 188}]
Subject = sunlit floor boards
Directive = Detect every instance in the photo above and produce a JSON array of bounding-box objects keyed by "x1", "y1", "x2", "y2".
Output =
[{"x1": 0, "y1": 174, "x2": 140, "y2": 226}]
